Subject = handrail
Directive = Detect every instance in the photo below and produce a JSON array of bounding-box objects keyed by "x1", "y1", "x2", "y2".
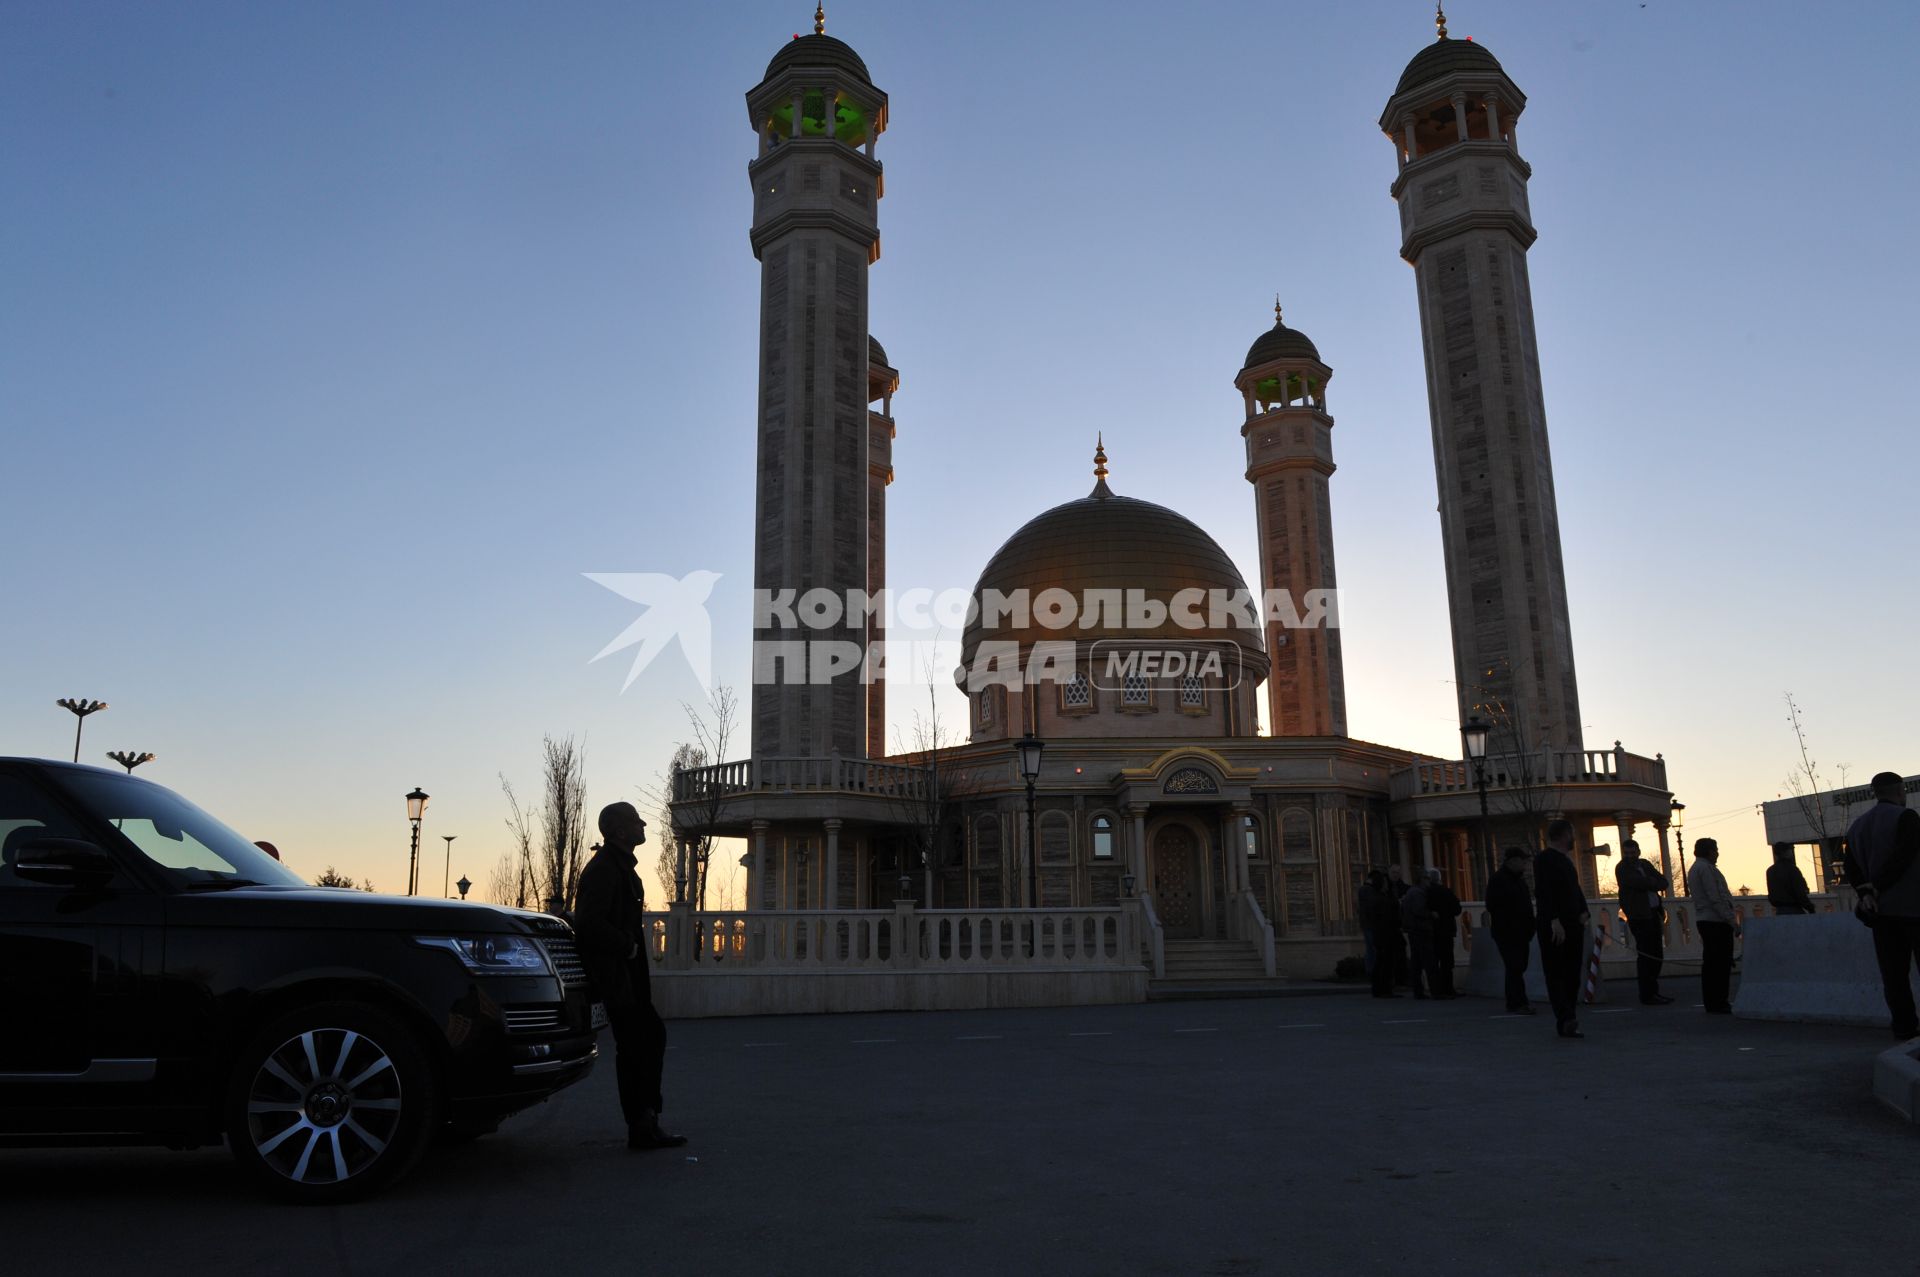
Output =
[
  {"x1": 1138, "y1": 894, "x2": 1166, "y2": 979},
  {"x1": 1234, "y1": 891, "x2": 1277, "y2": 977}
]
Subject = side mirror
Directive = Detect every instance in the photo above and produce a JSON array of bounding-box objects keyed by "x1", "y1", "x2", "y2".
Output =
[{"x1": 12, "y1": 838, "x2": 118, "y2": 889}]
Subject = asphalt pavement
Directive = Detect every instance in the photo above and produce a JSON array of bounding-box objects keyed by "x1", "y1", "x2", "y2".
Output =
[{"x1": 4, "y1": 985, "x2": 1912, "y2": 1275}]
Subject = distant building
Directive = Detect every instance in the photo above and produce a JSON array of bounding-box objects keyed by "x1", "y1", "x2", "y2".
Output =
[{"x1": 1763, "y1": 774, "x2": 1920, "y2": 887}]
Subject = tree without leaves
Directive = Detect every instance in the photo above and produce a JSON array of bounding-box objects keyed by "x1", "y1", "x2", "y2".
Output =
[
  {"x1": 493, "y1": 775, "x2": 538, "y2": 909},
  {"x1": 535, "y1": 734, "x2": 588, "y2": 914},
  {"x1": 886, "y1": 663, "x2": 981, "y2": 907},
  {"x1": 672, "y1": 686, "x2": 738, "y2": 909},
  {"x1": 1781, "y1": 691, "x2": 1849, "y2": 888}
]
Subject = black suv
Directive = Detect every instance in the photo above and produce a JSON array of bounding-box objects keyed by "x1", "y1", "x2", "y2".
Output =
[{"x1": 0, "y1": 759, "x2": 597, "y2": 1201}]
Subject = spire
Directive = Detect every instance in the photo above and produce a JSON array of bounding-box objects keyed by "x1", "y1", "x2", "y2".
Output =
[
  {"x1": 814, "y1": 3, "x2": 825, "y2": 35},
  {"x1": 1274, "y1": 295, "x2": 1284, "y2": 326},
  {"x1": 1435, "y1": 3, "x2": 1448, "y2": 40},
  {"x1": 1091, "y1": 435, "x2": 1113, "y2": 499}
]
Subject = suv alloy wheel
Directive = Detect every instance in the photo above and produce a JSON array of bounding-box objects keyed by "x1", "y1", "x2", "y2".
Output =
[{"x1": 225, "y1": 1001, "x2": 437, "y2": 1202}]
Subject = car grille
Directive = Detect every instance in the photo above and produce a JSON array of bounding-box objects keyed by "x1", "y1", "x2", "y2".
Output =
[
  {"x1": 503, "y1": 1006, "x2": 564, "y2": 1035},
  {"x1": 538, "y1": 934, "x2": 589, "y2": 992}
]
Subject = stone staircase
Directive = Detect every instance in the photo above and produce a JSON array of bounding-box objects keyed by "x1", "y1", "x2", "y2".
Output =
[{"x1": 1148, "y1": 938, "x2": 1288, "y2": 1000}]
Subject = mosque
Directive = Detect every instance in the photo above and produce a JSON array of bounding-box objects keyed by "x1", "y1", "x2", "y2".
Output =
[{"x1": 671, "y1": 7, "x2": 1676, "y2": 980}]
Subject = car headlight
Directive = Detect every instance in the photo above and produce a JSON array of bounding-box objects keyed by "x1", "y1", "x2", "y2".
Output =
[{"x1": 415, "y1": 934, "x2": 552, "y2": 975}]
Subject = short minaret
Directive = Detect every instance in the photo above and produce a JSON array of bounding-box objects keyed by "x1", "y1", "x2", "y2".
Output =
[
  {"x1": 745, "y1": 12, "x2": 889, "y2": 759},
  {"x1": 866, "y1": 335, "x2": 899, "y2": 757},
  {"x1": 1236, "y1": 301, "x2": 1347, "y2": 738},
  {"x1": 1379, "y1": 9, "x2": 1583, "y2": 752}
]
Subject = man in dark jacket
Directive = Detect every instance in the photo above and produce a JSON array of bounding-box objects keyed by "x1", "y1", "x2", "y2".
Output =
[
  {"x1": 1426, "y1": 871, "x2": 1462, "y2": 999},
  {"x1": 1400, "y1": 875, "x2": 1435, "y2": 999},
  {"x1": 1766, "y1": 843, "x2": 1815, "y2": 915},
  {"x1": 1363, "y1": 870, "x2": 1400, "y2": 999},
  {"x1": 1485, "y1": 847, "x2": 1535, "y2": 1013},
  {"x1": 1535, "y1": 819, "x2": 1591, "y2": 1039},
  {"x1": 1614, "y1": 839, "x2": 1673, "y2": 1006},
  {"x1": 574, "y1": 801, "x2": 686, "y2": 1150},
  {"x1": 1846, "y1": 772, "x2": 1920, "y2": 1040}
]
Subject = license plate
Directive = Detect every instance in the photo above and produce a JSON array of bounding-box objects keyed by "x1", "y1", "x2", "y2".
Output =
[{"x1": 590, "y1": 1001, "x2": 608, "y2": 1031}]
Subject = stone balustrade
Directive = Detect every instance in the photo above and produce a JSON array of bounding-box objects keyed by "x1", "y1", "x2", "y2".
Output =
[
  {"x1": 671, "y1": 754, "x2": 932, "y2": 803},
  {"x1": 1391, "y1": 744, "x2": 1667, "y2": 802},
  {"x1": 644, "y1": 901, "x2": 1143, "y2": 973}
]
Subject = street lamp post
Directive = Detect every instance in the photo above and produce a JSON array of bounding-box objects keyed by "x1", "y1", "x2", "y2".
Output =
[
  {"x1": 405, "y1": 787, "x2": 429, "y2": 896},
  {"x1": 1461, "y1": 715, "x2": 1492, "y2": 892},
  {"x1": 441, "y1": 835, "x2": 457, "y2": 898},
  {"x1": 1671, "y1": 799, "x2": 1688, "y2": 895},
  {"x1": 1015, "y1": 733, "x2": 1045, "y2": 957},
  {"x1": 106, "y1": 751, "x2": 155, "y2": 776},
  {"x1": 56, "y1": 699, "x2": 108, "y2": 763}
]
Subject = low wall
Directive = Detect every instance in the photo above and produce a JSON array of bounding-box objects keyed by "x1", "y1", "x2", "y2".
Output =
[
  {"x1": 653, "y1": 967, "x2": 1149, "y2": 1018},
  {"x1": 1733, "y1": 913, "x2": 1918, "y2": 1027},
  {"x1": 1874, "y1": 1041, "x2": 1920, "y2": 1123},
  {"x1": 1274, "y1": 937, "x2": 1361, "y2": 981}
]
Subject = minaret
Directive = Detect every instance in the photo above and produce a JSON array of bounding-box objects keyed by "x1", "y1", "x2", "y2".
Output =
[
  {"x1": 745, "y1": 10, "x2": 889, "y2": 759},
  {"x1": 1380, "y1": 8, "x2": 1583, "y2": 752},
  {"x1": 866, "y1": 335, "x2": 899, "y2": 757},
  {"x1": 1236, "y1": 301, "x2": 1347, "y2": 738}
]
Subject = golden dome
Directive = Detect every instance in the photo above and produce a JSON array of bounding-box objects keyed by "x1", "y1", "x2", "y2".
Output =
[{"x1": 960, "y1": 454, "x2": 1265, "y2": 669}]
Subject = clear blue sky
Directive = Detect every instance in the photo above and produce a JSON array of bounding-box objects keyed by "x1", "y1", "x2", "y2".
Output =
[{"x1": 4, "y1": 1, "x2": 1915, "y2": 897}]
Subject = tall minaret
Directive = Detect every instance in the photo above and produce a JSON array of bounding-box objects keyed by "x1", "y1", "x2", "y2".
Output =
[
  {"x1": 745, "y1": 10, "x2": 889, "y2": 759},
  {"x1": 1237, "y1": 302, "x2": 1347, "y2": 738},
  {"x1": 1380, "y1": 8, "x2": 1583, "y2": 752},
  {"x1": 866, "y1": 335, "x2": 898, "y2": 757}
]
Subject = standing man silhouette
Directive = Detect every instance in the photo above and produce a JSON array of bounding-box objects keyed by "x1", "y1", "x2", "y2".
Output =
[
  {"x1": 1615, "y1": 839, "x2": 1673, "y2": 1005},
  {"x1": 574, "y1": 801, "x2": 686, "y2": 1150},
  {"x1": 1535, "y1": 819, "x2": 1591, "y2": 1039},
  {"x1": 1845, "y1": 772, "x2": 1920, "y2": 1040}
]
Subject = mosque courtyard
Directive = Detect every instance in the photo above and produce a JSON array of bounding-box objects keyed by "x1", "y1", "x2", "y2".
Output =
[{"x1": 3, "y1": 989, "x2": 1910, "y2": 1274}]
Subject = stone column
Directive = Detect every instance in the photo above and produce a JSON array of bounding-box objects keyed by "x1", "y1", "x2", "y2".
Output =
[
  {"x1": 1451, "y1": 93, "x2": 1469, "y2": 142},
  {"x1": 1402, "y1": 119, "x2": 1416, "y2": 163},
  {"x1": 1613, "y1": 811, "x2": 1636, "y2": 860},
  {"x1": 1654, "y1": 820, "x2": 1672, "y2": 884},
  {"x1": 1127, "y1": 805, "x2": 1148, "y2": 893},
  {"x1": 823, "y1": 818, "x2": 842, "y2": 910},
  {"x1": 752, "y1": 819, "x2": 770, "y2": 912},
  {"x1": 1229, "y1": 805, "x2": 1252, "y2": 893},
  {"x1": 790, "y1": 89, "x2": 804, "y2": 138},
  {"x1": 1485, "y1": 96, "x2": 1501, "y2": 144},
  {"x1": 1417, "y1": 821, "x2": 1436, "y2": 873},
  {"x1": 1395, "y1": 827, "x2": 1414, "y2": 873}
]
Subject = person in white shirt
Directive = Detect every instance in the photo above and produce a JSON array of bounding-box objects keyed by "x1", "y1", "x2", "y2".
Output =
[{"x1": 1685, "y1": 838, "x2": 1739, "y2": 1014}]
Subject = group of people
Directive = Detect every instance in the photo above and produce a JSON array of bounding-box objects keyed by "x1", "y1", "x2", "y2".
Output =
[
  {"x1": 1358, "y1": 862, "x2": 1462, "y2": 1000},
  {"x1": 1363, "y1": 769, "x2": 1920, "y2": 1045}
]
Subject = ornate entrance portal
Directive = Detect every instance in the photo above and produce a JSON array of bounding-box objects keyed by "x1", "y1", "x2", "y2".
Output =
[{"x1": 1151, "y1": 824, "x2": 1203, "y2": 939}]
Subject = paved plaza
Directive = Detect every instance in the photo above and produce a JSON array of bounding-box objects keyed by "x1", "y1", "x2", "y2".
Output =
[{"x1": 5, "y1": 987, "x2": 1913, "y2": 1275}]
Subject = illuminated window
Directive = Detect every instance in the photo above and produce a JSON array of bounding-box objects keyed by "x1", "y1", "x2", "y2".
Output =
[
  {"x1": 1092, "y1": 815, "x2": 1115, "y2": 860},
  {"x1": 1243, "y1": 815, "x2": 1261, "y2": 859}
]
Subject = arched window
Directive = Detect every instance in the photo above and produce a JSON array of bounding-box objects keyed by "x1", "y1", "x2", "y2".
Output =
[
  {"x1": 1243, "y1": 814, "x2": 1261, "y2": 859},
  {"x1": 1122, "y1": 673, "x2": 1149, "y2": 706},
  {"x1": 1091, "y1": 814, "x2": 1116, "y2": 860},
  {"x1": 1180, "y1": 675, "x2": 1204, "y2": 707},
  {"x1": 1062, "y1": 671, "x2": 1092, "y2": 709}
]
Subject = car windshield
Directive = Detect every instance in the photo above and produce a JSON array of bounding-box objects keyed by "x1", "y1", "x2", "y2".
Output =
[{"x1": 51, "y1": 770, "x2": 306, "y2": 889}]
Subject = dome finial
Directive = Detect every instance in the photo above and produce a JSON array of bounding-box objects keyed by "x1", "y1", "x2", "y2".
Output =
[
  {"x1": 1274, "y1": 294, "x2": 1284, "y2": 325},
  {"x1": 1091, "y1": 435, "x2": 1113, "y2": 498},
  {"x1": 814, "y1": 3, "x2": 825, "y2": 35},
  {"x1": 1435, "y1": 3, "x2": 1448, "y2": 40}
]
